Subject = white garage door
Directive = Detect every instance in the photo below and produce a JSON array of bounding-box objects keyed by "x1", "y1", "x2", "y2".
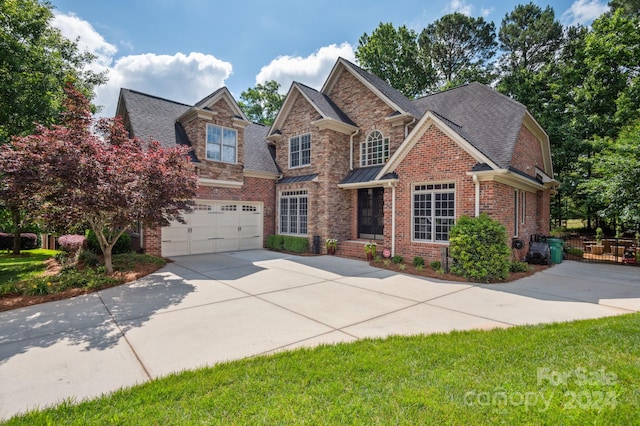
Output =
[{"x1": 161, "y1": 201, "x2": 263, "y2": 257}]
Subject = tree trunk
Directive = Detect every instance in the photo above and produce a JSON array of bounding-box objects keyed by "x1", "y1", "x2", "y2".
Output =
[
  {"x1": 11, "y1": 206, "x2": 21, "y2": 255},
  {"x1": 103, "y1": 247, "x2": 114, "y2": 275}
]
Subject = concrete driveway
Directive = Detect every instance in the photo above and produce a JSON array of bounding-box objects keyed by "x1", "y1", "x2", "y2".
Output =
[{"x1": 1, "y1": 250, "x2": 639, "y2": 419}]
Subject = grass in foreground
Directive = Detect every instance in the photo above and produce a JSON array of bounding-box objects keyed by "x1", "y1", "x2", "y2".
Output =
[
  {"x1": 4, "y1": 313, "x2": 639, "y2": 425},
  {"x1": 0, "y1": 249, "x2": 60, "y2": 284}
]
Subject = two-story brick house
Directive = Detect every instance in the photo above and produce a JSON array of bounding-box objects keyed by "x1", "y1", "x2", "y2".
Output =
[
  {"x1": 116, "y1": 87, "x2": 279, "y2": 257},
  {"x1": 116, "y1": 57, "x2": 557, "y2": 262}
]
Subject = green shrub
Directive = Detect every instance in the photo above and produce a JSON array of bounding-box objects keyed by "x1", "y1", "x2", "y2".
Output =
[
  {"x1": 78, "y1": 249, "x2": 101, "y2": 267},
  {"x1": 266, "y1": 235, "x2": 285, "y2": 251},
  {"x1": 430, "y1": 260, "x2": 441, "y2": 271},
  {"x1": 86, "y1": 230, "x2": 131, "y2": 255},
  {"x1": 391, "y1": 255, "x2": 404, "y2": 264},
  {"x1": 449, "y1": 213, "x2": 510, "y2": 282},
  {"x1": 509, "y1": 260, "x2": 530, "y2": 273},
  {"x1": 566, "y1": 246, "x2": 584, "y2": 257},
  {"x1": 412, "y1": 256, "x2": 425, "y2": 267},
  {"x1": 283, "y1": 236, "x2": 308, "y2": 253},
  {"x1": 415, "y1": 264, "x2": 424, "y2": 271}
]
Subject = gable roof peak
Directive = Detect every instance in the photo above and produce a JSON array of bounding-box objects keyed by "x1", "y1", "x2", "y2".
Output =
[{"x1": 323, "y1": 57, "x2": 422, "y2": 118}]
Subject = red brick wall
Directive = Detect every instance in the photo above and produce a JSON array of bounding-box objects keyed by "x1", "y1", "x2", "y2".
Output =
[
  {"x1": 390, "y1": 124, "x2": 478, "y2": 263},
  {"x1": 326, "y1": 70, "x2": 408, "y2": 165},
  {"x1": 511, "y1": 125, "x2": 545, "y2": 177},
  {"x1": 183, "y1": 98, "x2": 245, "y2": 182},
  {"x1": 275, "y1": 92, "x2": 320, "y2": 176}
]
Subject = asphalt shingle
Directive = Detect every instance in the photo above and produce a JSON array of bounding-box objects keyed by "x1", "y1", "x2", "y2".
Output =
[
  {"x1": 413, "y1": 82, "x2": 527, "y2": 169},
  {"x1": 118, "y1": 88, "x2": 278, "y2": 175},
  {"x1": 295, "y1": 83, "x2": 356, "y2": 126}
]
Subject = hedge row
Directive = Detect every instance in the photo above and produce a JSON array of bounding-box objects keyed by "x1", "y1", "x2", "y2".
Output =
[
  {"x1": 0, "y1": 232, "x2": 39, "y2": 250},
  {"x1": 265, "y1": 235, "x2": 308, "y2": 253}
]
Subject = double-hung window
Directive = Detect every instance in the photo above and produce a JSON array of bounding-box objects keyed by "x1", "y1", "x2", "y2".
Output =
[
  {"x1": 361, "y1": 130, "x2": 390, "y2": 166},
  {"x1": 289, "y1": 134, "x2": 311, "y2": 168},
  {"x1": 279, "y1": 190, "x2": 308, "y2": 235},
  {"x1": 206, "y1": 124, "x2": 237, "y2": 163},
  {"x1": 413, "y1": 183, "x2": 455, "y2": 242}
]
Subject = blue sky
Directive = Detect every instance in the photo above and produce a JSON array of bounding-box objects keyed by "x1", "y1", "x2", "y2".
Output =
[{"x1": 48, "y1": 0, "x2": 610, "y2": 116}]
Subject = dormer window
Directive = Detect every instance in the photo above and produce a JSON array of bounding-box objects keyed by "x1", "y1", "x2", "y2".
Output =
[
  {"x1": 289, "y1": 133, "x2": 311, "y2": 168},
  {"x1": 361, "y1": 130, "x2": 389, "y2": 166},
  {"x1": 207, "y1": 124, "x2": 237, "y2": 163}
]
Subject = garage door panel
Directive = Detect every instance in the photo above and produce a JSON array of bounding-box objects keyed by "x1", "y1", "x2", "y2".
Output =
[
  {"x1": 239, "y1": 236, "x2": 260, "y2": 250},
  {"x1": 161, "y1": 201, "x2": 263, "y2": 256}
]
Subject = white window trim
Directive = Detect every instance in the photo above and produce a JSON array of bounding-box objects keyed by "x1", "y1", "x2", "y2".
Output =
[
  {"x1": 360, "y1": 130, "x2": 390, "y2": 167},
  {"x1": 288, "y1": 133, "x2": 311, "y2": 169},
  {"x1": 521, "y1": 191, "x2": 526, "y2": 225},
  {"x1": 411, "y1": 182, "x2": 456, "y2": 244},
  {"x1": 278, "y1": 190, "x2": 309, "y2": 236},
  {"x1": 206, "y1": 123, "x2": 237, "y2": 164}
]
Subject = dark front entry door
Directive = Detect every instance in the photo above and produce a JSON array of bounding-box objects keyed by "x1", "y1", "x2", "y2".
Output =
[{"x1": 358, "y1": 188, "x2": 384, "y2": 239}]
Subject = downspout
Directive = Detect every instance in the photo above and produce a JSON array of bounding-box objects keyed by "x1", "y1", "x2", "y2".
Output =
[
  {"x1": 349, "y1": 129, "x2": 360, "y2": 171},
  {"x1": 390, "y1": 181, "x2": 397, "y2": 257},
  {"x1": 472, "y1": 174, "x2": 480, "y2": 217},
  {"x1": 404, "y1": 118, "x2": 416, "y2": 138}
]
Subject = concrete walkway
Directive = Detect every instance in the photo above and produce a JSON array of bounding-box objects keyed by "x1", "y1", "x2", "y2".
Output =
[{"x1": 1, "y1": 250, "x2": 639, "y2": 419}]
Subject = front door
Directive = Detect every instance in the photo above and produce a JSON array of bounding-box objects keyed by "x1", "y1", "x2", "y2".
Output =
[{"x1": 358, "y1": 188, "x2": 384, "y2": 239}]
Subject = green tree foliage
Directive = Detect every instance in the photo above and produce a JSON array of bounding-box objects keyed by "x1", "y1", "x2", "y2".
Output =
[
  {"x1": 418, "y1": 12, "x2": 497, "y2": 88},
  {"x1": 0, "y1": 0, "x2": 106, "y2": 144},
  {"x1": 238, "y1": 80, "x2": 285, "y2": 126},
  {"x1": 449, "y1": 214, "x2": 510, "y2": 283},
  {"x1": 498, "y1": 3, "x2": 563, "y2": 74},
  {"x1": 356, "y1": 22, "x2": 436, "y2": 98},
  {"x1": 579, "y1": 121, "x2": 640, "y2": 226},
  {"x1": 609, "y1": 0, "x2": 640, "y2": 16},
  {"x1": 0, "y1": 85, "x2": 197, "y2": 273},
  {"x1": 496, "y1": 3, "x2": 563, "y2": 111},
  {"x1": 576, "y1": 9, "x2": 640, "y2": 139}
]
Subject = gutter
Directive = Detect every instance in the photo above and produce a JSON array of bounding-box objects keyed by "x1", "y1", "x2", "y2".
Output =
[{"x1": 472, "y1": 174, "x2": 480, "y2": 217}]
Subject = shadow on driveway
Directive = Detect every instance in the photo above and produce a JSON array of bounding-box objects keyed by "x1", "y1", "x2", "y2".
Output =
[{"x1": 0, "y1": 271, "x2": 194, "y2": 366}]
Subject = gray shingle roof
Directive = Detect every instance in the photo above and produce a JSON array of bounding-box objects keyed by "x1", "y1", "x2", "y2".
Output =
[
  {"x1": 295, "y1": 83, "x2": 356, "y2": 126},
  {"x1": 413, "y1": 82, "x2": 527, "y2": 169},
  {"x1": 118, "y1": 88, "x2": 278, "y2": 175},
  {"x1": 340, "y1": 58, "x2": 423, "y2": 118},
  {"x1": 244, "y1": 123, "x2": 280, "y2": 175},
  {"x1": 119, "y1": 89, "x2": 191, "y2": 149}
]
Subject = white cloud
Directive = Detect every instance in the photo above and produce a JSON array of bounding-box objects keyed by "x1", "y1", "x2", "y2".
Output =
[
  {"x1": 52, "y1": 12, "x2": 117, "y2": 69},
  {"x1": 446, "y1": 0, "x2": 473, "y2": 16},
  {"x1": 255, "y1": 43, "x2": 356, "y2": 93},
  {"x1": 561, "y1": 0, "x2": 610, "y2": 26},
  {"x1": 480, "y1": 7, "x2": 493, "y2": 18},
  {"x1": 97, "y1": 52, "x2": 232, "y2": 115},
  {"x1": 51, "y1": 12, "x2": 233, "y2": 116}
]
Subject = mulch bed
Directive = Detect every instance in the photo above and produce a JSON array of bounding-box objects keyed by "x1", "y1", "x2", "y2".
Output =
[
  {"x1": 370, "y1": 260, "x2": 549, "y2": 284},
  {"x1": 0, "y1": 262, "x2": 163, "y2": 313}
]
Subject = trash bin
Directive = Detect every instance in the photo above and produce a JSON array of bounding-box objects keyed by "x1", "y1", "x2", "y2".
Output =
[{"x1": 547, "y1": 238, "x2": 564, "y2": 264}]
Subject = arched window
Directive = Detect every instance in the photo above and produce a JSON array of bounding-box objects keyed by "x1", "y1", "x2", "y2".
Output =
[{"x1": 361, "y1": 130, "x2": 389, "y2": 166}]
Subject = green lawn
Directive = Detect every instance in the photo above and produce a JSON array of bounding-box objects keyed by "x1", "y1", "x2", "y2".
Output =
[
  {"x1": 0, "y1": 249, "x2": 59, "y2": 285},
  {"x1": 0, "y1": 250, "x2": 165, "y2": 297},
  {"x1": 4, "y1": 313, "x2": 638, "y2": 425}
]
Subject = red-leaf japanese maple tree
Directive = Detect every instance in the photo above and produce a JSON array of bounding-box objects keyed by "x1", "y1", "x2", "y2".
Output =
[{"x1": 1, "y1": 83, "x2": 197, "y2": 273}]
